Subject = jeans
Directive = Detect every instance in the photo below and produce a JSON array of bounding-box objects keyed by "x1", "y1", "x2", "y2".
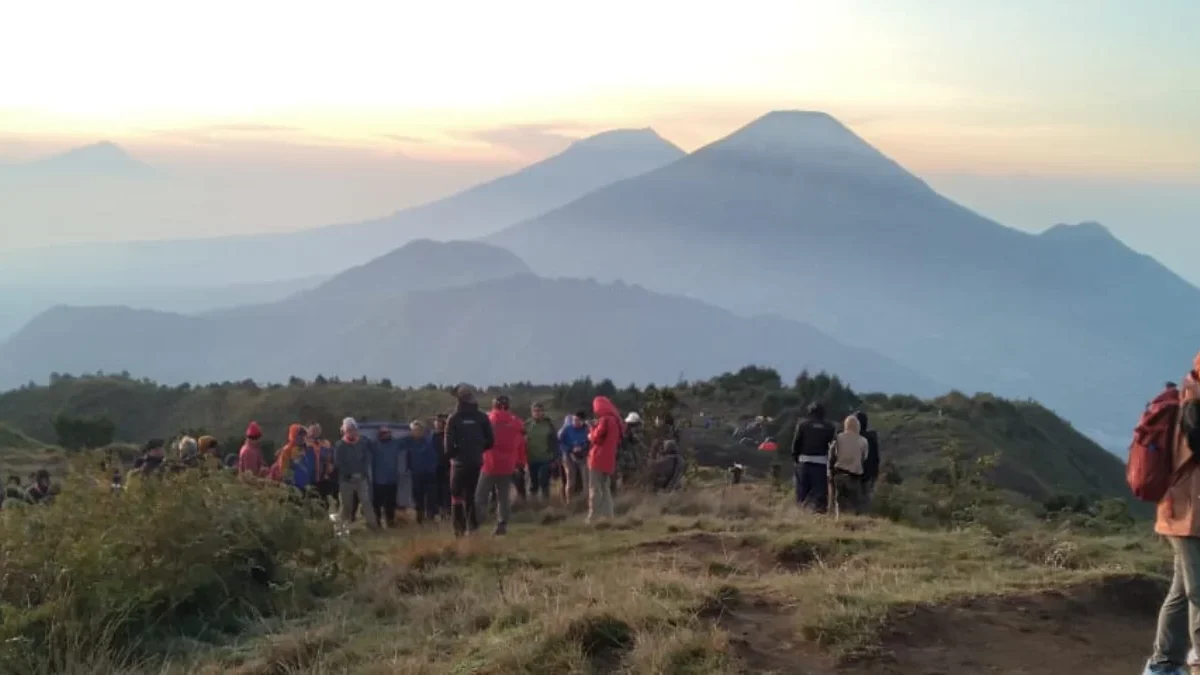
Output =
[
  {"x1": 563, "y1": 455, "x2": 588, "y2": 500},
  {"x1": 1151, "y1": 536, "x2": 1200, "y2": 669},
  {"x1": 411, "y1": 472, "x2": 438, "y2": 523},
  {"x1": 527, "y1": 460, "x2": 551, "y2": 498},
  {"x1": 436, "y1": 464, "x2": 451, "y2": 514},
  {"x1": 449, "y1": 462, "x2": 480, "y2": 536},
  {"x1": 794, "y1": 462, "x2": 828, "y2": 513},
  {"x1": 476, "y1": 472, "x2": 512, "y2": 525},
  {"x1": 339, "y1": 476, "x2": 377, "y2": 527},
  {"x1": 588, "y1": 469, "x2": 615, "y2": 522}
]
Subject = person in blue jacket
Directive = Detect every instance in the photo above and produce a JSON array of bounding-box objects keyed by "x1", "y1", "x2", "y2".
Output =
[
  {"x1": 405, "y1": 420, "x2": 440, "y2": 524},
  {"x1": 558, "y1": 410, "x2": 591, "y2": 504}
]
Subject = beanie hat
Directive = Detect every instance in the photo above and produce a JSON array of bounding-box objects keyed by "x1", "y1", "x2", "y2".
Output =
[{"x1": 246, "y1": 422, "x2": 263, "y2": 440}]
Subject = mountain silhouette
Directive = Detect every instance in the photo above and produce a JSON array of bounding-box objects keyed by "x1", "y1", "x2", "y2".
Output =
[
  {"x1": 9, "y1": 142, "x2": 157, "y2": 177},
  {"x1": 0, "y1": 242, "x2": 939, "y2": 395},
  {"x1": 488, "y1": 110, "x2": 1200, "y2": 445},
  {"x1": 0, "y1": 128, "x2": 683, "y2": 290}
]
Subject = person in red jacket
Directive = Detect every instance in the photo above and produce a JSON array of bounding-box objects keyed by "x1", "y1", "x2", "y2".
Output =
[
  {"x1": 477, "y1": 395, "x2": 525, "y2": 535},
  {"x1": 587, "y1": 396, "x2": 625, "y2": 523},
  {"x1": 237, "y1": 421, "x2": 266, "y2": 477}
]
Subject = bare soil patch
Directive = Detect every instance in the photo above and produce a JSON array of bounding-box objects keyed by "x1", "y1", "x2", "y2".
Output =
[{"x1": 857, "y1": 574, "x2": 1166, "y2": 674}]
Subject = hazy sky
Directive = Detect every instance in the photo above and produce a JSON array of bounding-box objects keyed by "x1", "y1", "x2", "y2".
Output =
[{"x1": 1, "y1": 0, "x2": 1197, "y2": 274}]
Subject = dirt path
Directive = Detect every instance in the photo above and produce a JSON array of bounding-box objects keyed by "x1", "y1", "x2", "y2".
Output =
[{"x1": 853, "y1": 574, "x2": 1164, "y2": 675}]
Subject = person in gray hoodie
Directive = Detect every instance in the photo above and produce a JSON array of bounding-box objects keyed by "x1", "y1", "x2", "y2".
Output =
[{"x1": 335, "y1": 417, "x2": 378, "y2": 529}]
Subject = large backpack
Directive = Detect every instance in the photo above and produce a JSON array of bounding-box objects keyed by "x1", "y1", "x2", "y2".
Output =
[{"x1": 1128, "y1": 384, "x2": 1181, "y2": 502}]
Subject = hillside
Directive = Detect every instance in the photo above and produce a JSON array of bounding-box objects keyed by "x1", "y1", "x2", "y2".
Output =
[
  {"x1": 0, "y1": 245, "x2": 936, "y2": 395},
  {"x1": 487, "y1": 110, "x2": 1200, "y2": 445},
  {"x1": 0, "y1": 422, "x2": 64, "y2": 479},
  {"x1": 0, "y1": 370, "x2": 1130, "y2": 508}
]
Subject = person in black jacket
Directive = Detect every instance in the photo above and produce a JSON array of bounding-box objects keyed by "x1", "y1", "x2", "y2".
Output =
[
  {"x1": 854, "y1": 411, "x2": 880, "y2": 509},
  {"x1": 431, "y1": 414, "x2": 450, "y2": 518},
  {"x1": 791, "y1": 403, "x2": 836, "y2": 512},
  {"x1": 445, "y1": 385, "x2": 494, "y2": 537}
]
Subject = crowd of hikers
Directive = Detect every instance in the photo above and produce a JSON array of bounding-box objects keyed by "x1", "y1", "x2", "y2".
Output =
[{"x1": 53, "y1": 387, "x2": 691, "y2": 537}]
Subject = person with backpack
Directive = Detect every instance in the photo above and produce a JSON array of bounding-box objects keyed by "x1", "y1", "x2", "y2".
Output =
[
  {"x1": 1143, "y1": 370, "x2": 1200, "y2": 675},
  {"x1": 445, "y1": 385, "x2": 494, "y2": 537},
  {"x1": 854, "y1": 411, "x2": 881, "y2": 508},
  {"x1": 791, "y1": 403, "x2": 837, "y2": 512}
]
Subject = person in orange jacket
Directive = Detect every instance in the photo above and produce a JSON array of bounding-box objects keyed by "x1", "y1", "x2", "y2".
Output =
[{"x1": 586, "y1": 396, "x2": 625, "y2": 523}]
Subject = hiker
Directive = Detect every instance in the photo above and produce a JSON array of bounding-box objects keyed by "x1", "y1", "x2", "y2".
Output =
[
  {"x1": 650, "y1": 440, "x2": 685, "y2": 492},
  {"x1": 586, "y1": 396, "x2": 624, "y2": 523},
  {"x1": 198, "y1": 436, "x2": 220, "y2": 464},
  {"x1": 854, "y1": 411, "x2": 881, "y2": 508},
  {"x1": 25, "y1": 470, "x2": 51, "y2": 504},
  {"x1": 406, "y1": 420, "x2": 439, "y2": 524},
  {"x1": 308, "y1": 423, "x2": 337, "y2": 509},
  {"x1": 237, "y1": 422, "x2": 266, "y2": 476},
  {"x1": 478, "y1": 395, "x2": 524, "y2": 535},
  {"x1": 831, "y1": 415, "x2": 868, "y2": 515},
  {"x1": 651, "y1": 413, "x2": 682, "y2": 460},
  {"x1": 791, "y1": 403, "x2": 837, "y2": 512},
  {"x1": 133, "y1": 439, "x2": 167, "y2": 479},
  {"x1": 178, "y1": 436, "x2": 200, "y2": 468},
  {"x1": 614, "y1": 411, "x2": 645, "y2": 493},
  {"x1": 431, "y1": 414, "x2": 451, "y2": 516},
  {"x1": 1145, "y1": 365, "x2": 1200, "y2": 675},
  {"x1": 371, "y1": 425, "x2": 404, "y2": 527},
  {"x1": 446, "y1": 385, "x2": 493, "y2": 537},
  {"x1": 558, "y1": 410, "x2": 591, "y2": 503},
  {"x1": 335, "y1": 417, "x2": 378, "y2": 529},
  {"x1": 273, "y1": 424, "x2": 317, "y2": 494},
  {"x1": 524, "y1": 402, "x2": 557, "y2": 502}
]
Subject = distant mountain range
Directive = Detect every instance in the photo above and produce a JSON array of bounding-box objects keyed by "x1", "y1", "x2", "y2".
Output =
[
  {"x1": 3, "y1": 110, "x2": 1194, "y2": 450},
  {"x1": 0, "y1": 141, "x2": 157, "y2": 178},
  {"x1": 0, "y1": 129, "x2": 683, "y2": 288},
  {"x1": 0, "y1": 241, "x2": 937, "y2": 395},
  {"x1": 487, "y1": 110, "x2": 1200, "y2": 445}
]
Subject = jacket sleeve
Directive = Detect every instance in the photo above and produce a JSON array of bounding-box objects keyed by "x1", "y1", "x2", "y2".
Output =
[
  {"x1": 445, "y1": 415, "x2": 459, "y2": 460},
  {"x1": 481, "y1": 413, "x2": 496, "y2": 451},
  {"x1": 790, "y1": 421, "x2": 805, "y2": 461}
]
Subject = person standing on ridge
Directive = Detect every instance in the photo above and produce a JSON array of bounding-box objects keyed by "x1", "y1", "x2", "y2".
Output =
[
  {"x1": 406, "y1": 420, "x2": 440, "y2": 524},
  {"x1": 431, "y1": 414, "x2": 451, "y2": 518},
  {"x1": 238, "y1": 422, "x2": 266, "y2": 477},
  {"x1": 854, "y1": 411, "x2": 881, "y2": 509},
  {"x1": 559, "y1": 411, "x2": 591, "y2": 504},
  {"x1": 445, "y1": 385, "x2": 493, "y2": 537},
  {"x1": 478, "y1": 395, "x2": 524, "y2": 535},
  {"x1": 335, "y1": 417, "x2": 378, "y2": 529},
  {"x1": 371, "y1": 425, "x2": 404, "y2": 527},
  {"x1": 1144, "y1": 362, "x2": 1200, "y2": 675},
  {"x1": 791, "y1": 403, "x2": 836, "y2": 512},
  {"x1": 307, "y1": 423, "x2": 336, "y2": 509},
  {"x1": 273, "y1": 424, "x2": 317, "y2": 494},
  {"x1": 831, "y1": 415, "x2": 868, "y2": 515},
  {"x1": 586, "y1": 396, "x2": 624, "y2": 523},
  {"x1": 524, "y1": 402, "x2": 557, "y2": 502}
]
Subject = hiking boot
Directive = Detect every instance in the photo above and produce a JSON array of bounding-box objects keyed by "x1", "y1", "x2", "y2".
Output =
[{"x1": 494, "y1": 521, "x2": 508, "y2": 536}]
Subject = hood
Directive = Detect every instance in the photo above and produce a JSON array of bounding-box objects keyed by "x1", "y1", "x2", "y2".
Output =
[
  {"x1": 593, "y1": 396, "x2": 626, "y2": 434},
  {"x1": 287, "y1": 424, "x2": 306, "y2": 445},
  {"x1": 854, "y1": 411, "x2": 869, "y2": 432},
  {"x1": 490, "y1": 408, "x2": 519, "y2": 424},
  {"x1": 198, "y1": 436, "x2": 218, "y2": 454}
]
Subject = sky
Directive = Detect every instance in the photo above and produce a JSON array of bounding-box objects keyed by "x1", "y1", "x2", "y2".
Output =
[{"x1": 1, "y1": 0, "x2": 1197, "y2": 275}]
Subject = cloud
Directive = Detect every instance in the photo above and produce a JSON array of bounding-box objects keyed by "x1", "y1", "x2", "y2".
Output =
[
  {"x1": 378, "y1": 133, "x2": 429, "y2": 144},
  {"x1": 453, "y1": 123, "x2": 588, "y2": 159}
]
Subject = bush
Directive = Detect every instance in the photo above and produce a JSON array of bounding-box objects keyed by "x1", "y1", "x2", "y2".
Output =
[{"x1": 0, "y1": 459, "x2": 356, "y2": 672}]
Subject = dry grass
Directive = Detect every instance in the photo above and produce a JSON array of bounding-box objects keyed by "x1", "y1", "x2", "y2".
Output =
[{"x1": 126, "y1": 483, "x2": 1167, "y2": 675}]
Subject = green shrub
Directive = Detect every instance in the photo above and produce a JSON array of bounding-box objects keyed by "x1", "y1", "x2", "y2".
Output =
[{"x1": 0, "y1": 459, "x2": 356, "y2": 672}]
